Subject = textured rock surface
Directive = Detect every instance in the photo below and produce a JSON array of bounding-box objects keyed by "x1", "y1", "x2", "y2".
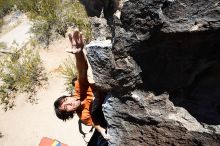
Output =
[
  {"x1": 116, "y1": 0, "x2": 220, "y2": 92},
  {"x1": 103, "y1": 92, "x2": 220, "y2": 146},
  {"x1": 86, "y1": 40, "x2": 115, "y2": 91},
  {"x1": 86, "y1": 0, "x2": 220, "y2": 145},
  {"x1": 115, "y1": 0, "x2": 220, "y2": 126},
  {"x1": 89, "y1": 17, "x2": 112, "y2": 41}
]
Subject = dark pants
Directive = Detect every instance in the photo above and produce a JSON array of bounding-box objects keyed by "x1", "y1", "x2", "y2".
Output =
[
  {"x1": 87, "y1": 130, "x2": 108, "y2": 146},
  {"x1": 87, "y1": 97, "x2": 108, "y2": 146}
]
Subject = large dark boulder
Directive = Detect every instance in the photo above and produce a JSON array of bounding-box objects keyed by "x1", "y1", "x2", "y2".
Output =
[
  {"x1": 103, "y1": 92, "x2": 220, "y2": 146},
  {"x1": 116, "y1": 0, "x2": 220, "y2": 93},
  {"x1": 86, "y1": 0, "x2": 220, "y2": 145}
]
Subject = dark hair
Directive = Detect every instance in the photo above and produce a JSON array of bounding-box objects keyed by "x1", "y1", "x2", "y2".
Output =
[{"x1": 54, "y1": 95, "x2": 75, "y2": 121}]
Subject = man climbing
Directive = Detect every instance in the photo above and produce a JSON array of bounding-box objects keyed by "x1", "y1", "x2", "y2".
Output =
[{"x1": 54, "y1": 28, "x2": 110, "y2": 146}]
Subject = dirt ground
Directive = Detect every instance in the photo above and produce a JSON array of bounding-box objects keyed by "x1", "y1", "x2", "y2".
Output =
[{"x1": 0, "y1": 12, "x2": 92, "y2": 146}]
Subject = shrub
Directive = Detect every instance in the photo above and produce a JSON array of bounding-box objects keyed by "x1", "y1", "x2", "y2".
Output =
[
  {"x1": 22, "y1": 0, "x2": 91, "y2": 46},
  {"x1": 0, "y1": 0, "x2": 14, "y2": 18},
  {"x1": 0, "y1": 47, "x2": 47, "y2": 110},
  {"x1": 0, "y1": 18, "x2": 3, "y2": 29},
  {"x1": 0, "y1": 0, "x2": 15, "y2": 28},
  {"x1": 0, "y1": 0, "x2": 91, "y2": 46},
  {"x1": 59, "y1": 1, "x2": 91, "y2": 42},
  {"x1": 60, "y1": 56, "x2": 77, "y2": 95},
  {"x1": 31, "y1": 17, "x2": 55, "y2": 46},
  {"x1": 0, "y1": 42, "x2": 7, "y2": 49}
]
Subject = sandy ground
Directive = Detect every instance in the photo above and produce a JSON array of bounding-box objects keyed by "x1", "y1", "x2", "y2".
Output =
[
  {"x1": 0, "y1": 11, "x2": 31, "y2": 49},
  {"x1": 0, "y1": 12, "x2": 91, "y2": 146}
]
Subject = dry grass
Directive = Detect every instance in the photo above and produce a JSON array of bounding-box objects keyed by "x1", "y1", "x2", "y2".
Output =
[{"x1": 0, "y1": 47, "x2": 48, "y2": 110}]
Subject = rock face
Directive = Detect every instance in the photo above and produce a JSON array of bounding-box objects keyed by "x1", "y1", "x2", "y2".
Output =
[
  {"x1": 103, "y1": 92, "x2": 220, "y2": 146},
  {"x1": 86, "y1": 0, "x2": 220, "y2": 145},
  {"x1": 89, "y1": 17, "x2": 112, "y2": 41},
  {"x1": 117, "y1": 0, "x2": 220, "y2": 125},
  {"x1": 86, "y1": 40, "x2": 115, "y2": 91}
]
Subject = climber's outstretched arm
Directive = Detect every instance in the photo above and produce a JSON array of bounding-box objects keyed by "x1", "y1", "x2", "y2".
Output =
[{"x1": 67, "y1": 28, "x2": 88, "y2": 84}]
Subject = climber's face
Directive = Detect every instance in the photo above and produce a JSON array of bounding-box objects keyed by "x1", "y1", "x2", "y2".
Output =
[{"x1": 59, "y1": 96, "x2": 80, "y2": 112}]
